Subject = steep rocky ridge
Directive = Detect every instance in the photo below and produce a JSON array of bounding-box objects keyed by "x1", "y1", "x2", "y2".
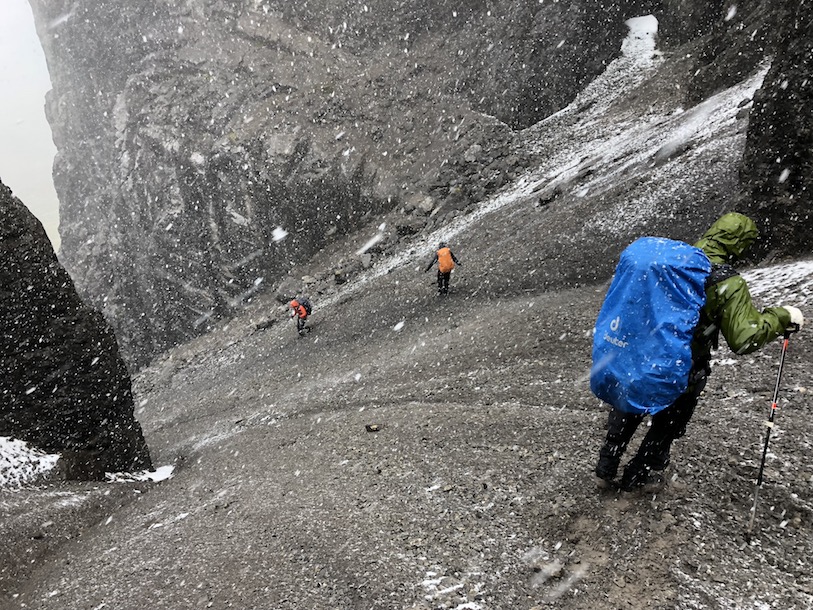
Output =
[
  {"x1": 29, "y1": 0, "x2": 813, "y2": 370},
  {"x1": 0, "y1": 180, "x2": 151, "y2": 478}
]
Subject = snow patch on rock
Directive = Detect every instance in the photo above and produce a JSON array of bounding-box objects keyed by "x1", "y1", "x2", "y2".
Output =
[{"x1": 0, "y1": 437, "x2": 59, "y2": 489}]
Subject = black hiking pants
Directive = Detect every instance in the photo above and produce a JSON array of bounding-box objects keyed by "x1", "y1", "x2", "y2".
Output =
[
  {"x1": 596, "y1": 377, "x2": 707, "y2": 480},
  {"x1": 437, "y1": 270, "x2": 451, "y2": 294}
]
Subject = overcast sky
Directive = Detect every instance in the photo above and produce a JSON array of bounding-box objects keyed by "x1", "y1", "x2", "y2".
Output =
[{"x1": 0, "y1": 0, "x2": 60, "y2": 250}]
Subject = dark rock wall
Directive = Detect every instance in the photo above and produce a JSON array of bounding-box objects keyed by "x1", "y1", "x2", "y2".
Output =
[
  {"x1": 685, "y1": 0, "x2": 780, "y2": 104},
  {"x1": 0, "y1": 181, "x2": 151, "y2": 478},
  {"x1": 655, "y1": 0, "x2": 727, "y2": 44},
  {"x1": 272, "y1": 0, "x2": 629, "y2": 129},
  {"x1": 739, "y1": 0, "x2": 813, "y2": 254},
  {"x1": 655, "y1": 0, "x2": 813, "y2": 255}
]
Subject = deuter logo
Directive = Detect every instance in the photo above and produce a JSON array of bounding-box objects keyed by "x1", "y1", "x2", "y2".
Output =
[
  {"x1": 604, "y1": 317, "x2": 628, "y2": 348},
  {"x1": 603, "y1": 332, "x2": 629, "y2": 348}
]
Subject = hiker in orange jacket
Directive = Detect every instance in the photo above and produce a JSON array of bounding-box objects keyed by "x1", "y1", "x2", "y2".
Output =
[
  {"x1": 289, "y1": 298, "x2": 310, "y2": 335},
  {"x1": 424, "y1": 241, "x2": 461, "y2": 295}
]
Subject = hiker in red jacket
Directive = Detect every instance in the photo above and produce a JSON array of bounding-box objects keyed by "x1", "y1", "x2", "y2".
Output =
[
  {"x1": 289, "y1": 298, "x2": 311, "y2": 335},
  {"x1": 424, "y1": 241, "x2": 461, "y2": 295}
]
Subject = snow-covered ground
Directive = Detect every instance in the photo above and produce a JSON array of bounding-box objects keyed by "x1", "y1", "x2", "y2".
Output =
[
  {"x1": 0, "y1": 437, "x2": 58, "y2": 489},
  {"x1": 745, "y1": 259, "x2": 813, "y2": 308}
]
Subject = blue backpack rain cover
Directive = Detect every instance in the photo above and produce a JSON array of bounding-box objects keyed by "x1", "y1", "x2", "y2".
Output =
[{"x1": 590, "y1": 237, "x2": 711, "y2": 415}]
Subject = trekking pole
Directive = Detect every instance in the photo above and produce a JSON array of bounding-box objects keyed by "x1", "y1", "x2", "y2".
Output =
[{"x1": 746, "y1": 326, "x2": 798, "y2": 540}]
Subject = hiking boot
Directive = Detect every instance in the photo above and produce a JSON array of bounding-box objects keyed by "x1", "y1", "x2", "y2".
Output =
[
  {"x1": 595, "y1": 457, "x2": 619, "y2": 483},
  {"x1": 622, "y1": 470, "x2": 665, "y2": 492},
  {"x1": 595, "y1": 475, "x2": 614, "y2": 490},
  {"x1": 619, "y1": 462, "x2": 650, "y2": 492}
]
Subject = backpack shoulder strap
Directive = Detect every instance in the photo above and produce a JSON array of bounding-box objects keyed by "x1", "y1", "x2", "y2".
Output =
[
  {"x1": 706, "y1": 263, "x2": 738, "y2": 289},
  {"x1": 697, "y1": 263, "x2": 739, "y2": 356}
]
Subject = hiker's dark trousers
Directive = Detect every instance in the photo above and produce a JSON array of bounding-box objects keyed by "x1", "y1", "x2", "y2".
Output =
[
  {"x1": 437, "y1": 271, "x2": 451, "y2": 293},
  {"x1": 599, "y1": 377, "x2": 707, "y2": 472},
  {"x1": 296, "y1": 316, "x2": 308, "y2": 332}
]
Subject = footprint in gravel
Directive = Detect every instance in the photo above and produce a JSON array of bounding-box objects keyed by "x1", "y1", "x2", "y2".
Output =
[
  {"x1": 522, "y1": 528, "x2": 604, "y2": 603},
  {"x1": 526, "y1": 554, "x2": 590, "y2": 602}
]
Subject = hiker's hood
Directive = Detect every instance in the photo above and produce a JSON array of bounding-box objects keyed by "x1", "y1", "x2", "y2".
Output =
[{"x1": 694, "y1": 213, "x2": 759, "y2": 264}]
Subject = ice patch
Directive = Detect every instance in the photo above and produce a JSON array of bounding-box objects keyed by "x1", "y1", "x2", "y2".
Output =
[
  {"x1": 622, "y1": 15, "x2": 658, "y2": 61},
  {"x1": 106, "y1": 465, "x2": 175, "y2": 483},
  {"x1": 0, "y1": 437, "x2": 60, "y2": 489}
]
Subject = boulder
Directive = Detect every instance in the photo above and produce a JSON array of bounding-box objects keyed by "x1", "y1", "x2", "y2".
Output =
[
  {"x1": 275, "y1": 277, "x2": 302, "y2": 303},
  {"x1": 0, "y1": 181, "x2": 151, "y2": 479}
]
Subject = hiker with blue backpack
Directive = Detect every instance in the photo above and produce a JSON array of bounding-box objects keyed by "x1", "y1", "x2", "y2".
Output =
[{"x1": 591, "y1": 213, "x2": 804, "y2": 491}]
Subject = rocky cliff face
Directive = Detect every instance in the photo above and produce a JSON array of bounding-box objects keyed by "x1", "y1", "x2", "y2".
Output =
[
  {"x1": 28, "y1": 0, "x2": 812, "y2": 367},
  {"x1": 0, "y1": 180, "x2": 151, "y2": 479},
  {"x1": 739, "y1": 0, "x2": 813, "y2": 255}
]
